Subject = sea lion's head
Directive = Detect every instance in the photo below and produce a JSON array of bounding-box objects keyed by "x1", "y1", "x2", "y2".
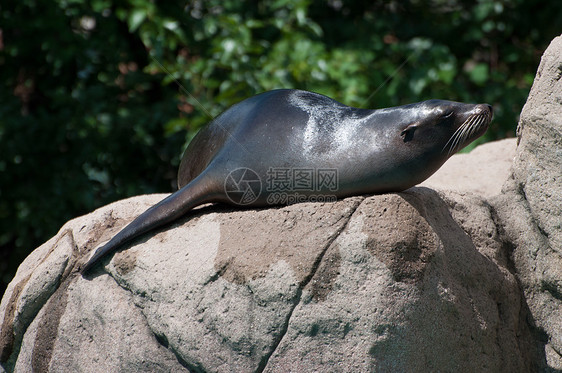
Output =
[
  {"x1": 399, "y1": 99, "x2": 493, "y2": 156},
  {"x1": 385, "y1": 99, "x2": 493, "y2": 188}
]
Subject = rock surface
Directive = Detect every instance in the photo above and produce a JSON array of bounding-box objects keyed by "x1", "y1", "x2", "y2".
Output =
[
  {"x1": 491, "y1": 34, "x2": 562, "y2": 371},
  {"x1": 1, "y1": 35, "x2": 561, "y2": 372},
  {"x1": 421, "y1": 138, "x2": 516, "y2": 198},
  {"x1": 0, "y1": 185, "x2": 535, "y2": 373}
]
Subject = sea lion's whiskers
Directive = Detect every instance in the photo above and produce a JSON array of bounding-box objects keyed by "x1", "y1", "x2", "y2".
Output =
[
  {"x1": 443, "y1": 113, "x2": 487, "y2": 157},
  {"x1": 451, "y1": 121, "x2": 471, "y2": 156},
  {"x1": 468, "y1": 115, "x2": 484, "y2": 138},
  {"x1": 463, "y1": 115, "x2": 479, "y2": 140},
  {"x1": 460, "y1": 115, "x2": 482, "y2": 146},
  {"x1": 443, "y1": 119, "x2": 467, "y2": 155},
  {"x1": 444, "y1": 116, "x2": 471, "y2": 156}
]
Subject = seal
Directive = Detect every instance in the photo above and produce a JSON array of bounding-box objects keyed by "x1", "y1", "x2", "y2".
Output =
[{"x1": 81, "y1": 89, "x2": 492, "y2": 275}]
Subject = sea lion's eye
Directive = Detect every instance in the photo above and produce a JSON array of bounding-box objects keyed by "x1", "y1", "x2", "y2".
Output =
[{"x1": 442, "y1": 111, "x2": 454, "y2": 119}]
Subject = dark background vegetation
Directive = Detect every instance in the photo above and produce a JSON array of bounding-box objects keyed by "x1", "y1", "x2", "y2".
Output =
[{"x1": 1, "y1": 0, "x2": 561, "y2": 296}]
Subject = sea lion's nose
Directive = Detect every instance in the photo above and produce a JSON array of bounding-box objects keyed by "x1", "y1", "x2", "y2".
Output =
[{"x1": 477, "y1": 104, "x2": 493, "y2": 118}]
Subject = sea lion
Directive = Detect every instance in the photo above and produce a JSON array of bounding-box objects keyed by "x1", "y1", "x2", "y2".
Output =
[{"x1": 81, "y1": 89, "x2": 492, "y2": 275}]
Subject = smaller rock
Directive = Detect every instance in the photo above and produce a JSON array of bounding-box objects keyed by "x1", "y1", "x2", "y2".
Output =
[{"x1": 421, "y1": 138, "x2": 517, "y2": 198}]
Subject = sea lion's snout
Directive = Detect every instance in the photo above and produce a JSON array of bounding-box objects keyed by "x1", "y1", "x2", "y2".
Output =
[
  {"x1": 476, "y1": 103, "x2": 493, "y2": 119},
  {"x1": 441, "y1": 102, "x2": 493, "y2": 157}
]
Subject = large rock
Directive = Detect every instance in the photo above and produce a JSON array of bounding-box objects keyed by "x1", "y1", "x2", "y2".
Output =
[
  {"x1": 491, "y1": 35, "x2": 562, "y2": 370},
  {"x1": 0, "y1": 185, "x2": 536, "y2": 372},
  {"x1": 1, "y1": 34, "x2": 561, "y2": 372}
]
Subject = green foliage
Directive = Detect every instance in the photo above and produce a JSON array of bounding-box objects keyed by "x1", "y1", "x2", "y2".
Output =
[{"x1": 1, "y1": 0, "x2": 560, "y2": 294}]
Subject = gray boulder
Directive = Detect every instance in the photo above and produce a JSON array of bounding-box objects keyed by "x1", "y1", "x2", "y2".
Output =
[
  {"x1": 0, "y1": 185, "x2": 535, "y2": 372},
  {"x1": 1, "y1": 34, "x2": 561, "y2": 372},
  {"x1": 491, "y1": 34, "x2": 562, "y2": 371}
]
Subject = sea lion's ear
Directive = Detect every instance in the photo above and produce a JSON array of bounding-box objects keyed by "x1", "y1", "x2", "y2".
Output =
[{"x1": 400, "y1": 123, "x2": 418, "y2": 142}]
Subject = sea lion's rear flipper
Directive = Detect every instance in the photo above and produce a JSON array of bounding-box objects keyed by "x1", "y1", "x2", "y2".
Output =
[{"x1": 81, "y1": 174, "x2": 215, "y2": 276}]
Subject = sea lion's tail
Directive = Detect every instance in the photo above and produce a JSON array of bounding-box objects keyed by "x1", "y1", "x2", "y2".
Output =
[{"x1": 81, "y1": 174, "x2": 215, "y2": 276}]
